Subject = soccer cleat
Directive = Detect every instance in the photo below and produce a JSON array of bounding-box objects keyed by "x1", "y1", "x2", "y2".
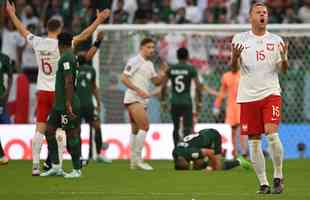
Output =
[
  {"x1": 64, "y1": 169, "x2": 82, "y2": 178},
  {"x1": 96, "y1": 155, "x2": 112, "y2": 164},
  {"x1": 237, "y1": 155, "x2": 251, "y2": 170},
  {"x1": 256, "y1": 185, "x2": 271, "y2": 194},
  {"x1": 40, "y1": 165, "x2": 62, "y2": 177},
  {"x1": 42, "y1": 161, "x2": 52, "y2": 172},
  {"x1": 135, "y1": 162, "x2": 154, "y2": 171},
  {"x1": 102, "y1": 142, "x2": 109, "y2": 150},
  {"x1": 272, "y1": 178, "x2": 284, "y2": 194},
  {"x1": 32, "y1": 168, "x2": 40, "y2": 176},
  {"x1": 0, "y1": 156, "x2": 8, "y2": 166}
]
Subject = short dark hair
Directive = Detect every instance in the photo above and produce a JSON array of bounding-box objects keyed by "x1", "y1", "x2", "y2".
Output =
[
  {"x1": 47, "y1": 18, "x2": 62, "y2": 32},
  {"x1": 249, "y1": 2, "x2": 268, "y2": 14},
  {"x1": 177, "y1": 47, "x2": 189, "y2": 60},
  {"x1": 174, "y1": 157, "x2": 190, "y2": 170},
  {"x1": 140, "y1": 38, "x2": 155, "y2": 47},
  {"x1": 58, "y1": 32, "x2": 73, "y2": 48}
]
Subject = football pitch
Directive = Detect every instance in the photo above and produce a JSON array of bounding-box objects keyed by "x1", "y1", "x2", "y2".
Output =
[{"x1": 1, "y1": 160, "x2": 309, "y2": 200}]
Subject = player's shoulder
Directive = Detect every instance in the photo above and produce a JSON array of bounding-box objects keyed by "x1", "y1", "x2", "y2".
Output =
[
  {"x1": 268, "y1": 32, "x2": 284, "y2": 43},
  {"x1": 127, "y1": 55, "x2": 141, "y2": 65},
  {"x1": 232, "y1": 31, "x2": 250, "y2": 42}
]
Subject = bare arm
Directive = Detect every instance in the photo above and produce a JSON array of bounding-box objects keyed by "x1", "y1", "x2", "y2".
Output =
[
  {"x1": 151, "y1": 62, "x2": 169, "y2": 86},
  {"x1": 214, "y1": 78, "x2": 227, "y2": 109},
  {"x1": 64, "y1": 74, "x2": 76, "y2": 117},
  {"x1": 85, "y1": 32, "x2": 104, "y2": 61},
  {"x1": 277, "y1": 42, "x2": 289, "y2": 74},
  {"x1": 6, "y1": 1, "x2": 31, "y2": 38},
  {"x1": 121, "y1": 73, "x2": 149, "y2": 98},
  {"x1": 72, "y1": 9, "x2": 110, "y2": 47}
]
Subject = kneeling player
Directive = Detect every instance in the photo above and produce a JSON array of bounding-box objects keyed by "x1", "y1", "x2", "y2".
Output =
[{"x1": 173, "y1": 128, "x2": 251, "y2": 171}]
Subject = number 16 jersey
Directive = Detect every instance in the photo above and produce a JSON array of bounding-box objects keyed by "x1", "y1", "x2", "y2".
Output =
[
  {"x1": 27, "y1": 34, "x2": 60, "y2": 91},
  {"x1": 232, "y1": 31, "x2": 284, "y2": 103},
  {"x1": 167, "y1": 63, "x2": 197, "y2": 106}
]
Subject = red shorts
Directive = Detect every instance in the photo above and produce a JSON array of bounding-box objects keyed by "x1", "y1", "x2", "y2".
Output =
[
  {"x1": 240, "y1": 95, "x2": 281, "y2": 136},
  {"x1": 36, "y1": 90, "x2": 55, "y2": 123}
]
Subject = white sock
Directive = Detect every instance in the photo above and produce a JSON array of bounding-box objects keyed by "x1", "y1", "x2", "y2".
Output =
[
  {"x1": 267, "y1": 133, "x2": 284, "y2": 179},
  {"x1": 56, "y1": 129, "x2": 66, "y2": 168},
  {"x1": 136, "y1": 130, "x2": 147, "y2": 162},
  {"x1": 32, "y1": 131, "x2": 45, "y2": 168},
  {"x1": 249, "y1": 139, "x2": 269, "y2": 186},
  {"x1": 130, "y1": 133, "x2": 137, "y2": 162}
]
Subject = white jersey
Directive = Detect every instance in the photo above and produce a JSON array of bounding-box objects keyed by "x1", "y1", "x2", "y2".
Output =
[
  {"x1": 232, "y1": 31, "x2": 283, "y2": 103},
  {"x1": 27, "y1": 34, "x2": 60, "y2": 91},
  {"x1": 123, "y1": 54, "x2": 157, "y2": 105}
]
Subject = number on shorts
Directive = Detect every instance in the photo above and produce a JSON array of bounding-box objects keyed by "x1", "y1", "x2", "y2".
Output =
[
  {"x1": 272, "y1": 105, "x2": 280, "y2": 118},
  {"x1": 174, "y1": 75, "x2": 185, "y2": 93},
  {"x1": 61, "y1": 114, "x2": 68, "y2": 125},
  {"x1": 183, "y1": 133, "x2": 199, "y2": 142},
  {"x1": 41, "y1": 59, "x2": 53, "y2": 75}
]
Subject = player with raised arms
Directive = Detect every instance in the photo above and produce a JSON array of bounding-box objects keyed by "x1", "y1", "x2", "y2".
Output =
[
  {"x1": 5, "y1": 0, "x2": 110, "y2": 176},
  {"x1": 231, "y1": 2, "x2": 288, "y2": 194}
]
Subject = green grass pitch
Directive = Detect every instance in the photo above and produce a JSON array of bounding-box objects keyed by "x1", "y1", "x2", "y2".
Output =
[{"x1": 1, "y1": 160, "x2": 310, "y2": 200}]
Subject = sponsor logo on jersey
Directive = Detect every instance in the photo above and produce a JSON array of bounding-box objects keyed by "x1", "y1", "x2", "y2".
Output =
[{"x1": 63, "y1": 62, "x2": 70, "y2": 70}]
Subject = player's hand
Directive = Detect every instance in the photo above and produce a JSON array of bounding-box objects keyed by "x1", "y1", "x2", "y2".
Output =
[
  {"x1": 96, "y1": 9, "x2": 111, "y2": 22},
  {"x1": 232, "y1": 43, "x2": 244, "y2": 58},
  {"x1": 137, "y1": 89, "x2": 150, "y2": 99},
  {"x1": 279, "y1": 42, "x2": 288, "y2": 61},
  {"x1": 160, "y1": 61, "x2": 169, "y2": 74},
  {"x1": 6, "y1": 0, "x2": 16, "y2": 15},
  {"x1": 66, "y1": 102, "x2": 77, "y2": 120},
  {"x1": 96, "y1": 31, "x2": 104, "y2": 41}
]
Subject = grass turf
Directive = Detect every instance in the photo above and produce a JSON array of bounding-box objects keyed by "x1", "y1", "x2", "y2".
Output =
[{"x1": 1, "y1": 160, "x2": 310, "y2": 200}]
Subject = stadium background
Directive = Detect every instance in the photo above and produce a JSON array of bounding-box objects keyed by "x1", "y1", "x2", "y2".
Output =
[{"x1": 0, "y1": 0, "x2": 310, "y2": 160}]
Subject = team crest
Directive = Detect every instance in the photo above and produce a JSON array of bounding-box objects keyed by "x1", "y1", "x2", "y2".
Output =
[
  {"x1": 242, "y1": 124, "x2": 248, "y2": 132},
  {"x1": 266, "y1": 43, "x2": 275, "y2": 51},
  {"x1": 87, "y1": 73, "x2": 92, "y2": 80}
]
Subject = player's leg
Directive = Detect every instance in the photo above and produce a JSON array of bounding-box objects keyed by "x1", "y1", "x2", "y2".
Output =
[
  {"x1": 170, "y1": 104, "x2": 181, "y2": 146},
  {"x1": 40, "y1": 111, "x2": 62, "y2": 177},
  {"x1": 0, "y1": 139, "x2": 8, "y2": 165},
  {"x1": 231, "y1": 125, "x2": 238, "y2": 158},
  {"x1": 182, "y1": 104, "x2": 193, "y2": 137},
  {"x1": 127, "y1": 103, "x2": 153, "y2": 170},
  {"x1": 64, "y1": 126, "x2": 82, "y2": 178},
  {"x1": 32, "y1": 122, "x2": 46, "y2": 175},
  {"x1": 263, "y1": 95, "x2": 284, "y2": 194},
  {"x1": 129, "y1": 120, "x2": 139, "y2": 169},
  {"x1": 241, "y1": 101, "x2": 270, "y2": 194}
]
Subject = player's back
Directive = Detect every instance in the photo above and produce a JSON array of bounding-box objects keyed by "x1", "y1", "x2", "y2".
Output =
[
  {"x1": 27, "y1": 34, "x2": 60, "y2": 92},
  {"x1": 76, "y1": 64, "x2": 95, "y2": 107},
  {"x1": 168, "y1": 63, "x2": 197, "y2": 105},
  {"x1": 232, "y1": 31, "x2": 283, "y2": 102}
]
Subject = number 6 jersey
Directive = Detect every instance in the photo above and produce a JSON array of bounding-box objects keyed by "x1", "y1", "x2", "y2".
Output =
[
  {"x1": 232, "y1": 31, "x2": 284, "y2": 103},
  {"x1": 27, "y1": 34, "x2": 60, "y2": 91}
]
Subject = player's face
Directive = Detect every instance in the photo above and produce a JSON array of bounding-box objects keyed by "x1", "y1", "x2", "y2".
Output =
[
  {"x1": 141, "y1": 42, "x2": 155, "y2": 59},
  {"x1": 250, "y1": 6, "x2": 268, "y2": 30}
]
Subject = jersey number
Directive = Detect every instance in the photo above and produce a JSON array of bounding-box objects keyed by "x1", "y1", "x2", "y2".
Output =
[
  {"x1": 272, "y1": 105, "x2": 280, "y2": 118},
  {"x1": 174, "y1": 75, "x2": 185, "y2": 93},
  {"x1": 41, "y1": 59, "x2": 52, "y2": 75},
  {"x1": 256, "y1": 50, "x2": 266, "y2": 61},
  {"x1": 183, "y1": 133, "x2": 199, "y2": 142}
]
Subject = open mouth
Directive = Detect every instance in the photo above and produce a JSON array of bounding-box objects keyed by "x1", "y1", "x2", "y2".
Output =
[{"x1": 260, "y1": 19, "x2": 265, "y2": 23}]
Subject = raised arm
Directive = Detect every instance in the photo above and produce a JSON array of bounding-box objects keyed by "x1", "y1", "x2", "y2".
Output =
[
  {"x1": 85, "y1": 31, "x2": 104, "y2": 61},
  {"x1": 72, "y1": 9, "x2": 110, "y2": 47},
  {"x1": 230, "y1": 43, "x2": 244, "y2": 71},
  {"x1": 277, "y1": 42, "x2": 289, "y2": 74},
  {"x1": 5, "y1": 1, "x2": 31, "y2": 38},
  {"x1": 151, "y1": 62, "x2": 169, "y2": 86}
]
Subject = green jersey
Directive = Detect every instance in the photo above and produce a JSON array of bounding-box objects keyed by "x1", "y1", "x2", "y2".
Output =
[
  {"x1": 54, "y1": 51, "x2": 80, "y2": 111},
  {"x1": 0, "y1": 53, "x2": 13, "y2": 104},
  {"x1": 76, "y1": 64, "x2": 96, "y2": 107},
  {"x1": 167, "y1": 63, "x2": 198, "y2": 105},
  {"x1": 173, "y1": 129, "x2": 222, "y2": 160}
]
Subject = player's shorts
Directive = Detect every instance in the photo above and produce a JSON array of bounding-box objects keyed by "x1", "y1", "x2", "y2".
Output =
[
  {"x1": 36, "y1": 90, "x2": 55, "y2": 123},
  {"x1": 80, "y1": 105, "x2": 100, "y2": 123},
  {"x1": 240, "y1": 95, "x2": 281, "y2": 136},
  {"x1": 47, "y1": 108, "x2": 81, "y2": 130}
]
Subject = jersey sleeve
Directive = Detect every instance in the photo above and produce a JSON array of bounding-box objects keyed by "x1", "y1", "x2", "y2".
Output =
[
  {"x1": 26, "y1": 34, "x2": 43, "y2": 49},
  {"x1": 123, "y1": 58, "x2": 140, "y2": 77},
  {"x1": 61, "y1": 56, "x2": 76, "y2": 76},
  {"x1": 191, "y1": 67, "x2": 198, "y2": 78}
]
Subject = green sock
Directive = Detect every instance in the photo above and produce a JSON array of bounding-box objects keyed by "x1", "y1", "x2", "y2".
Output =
[
  {"x1": 67, "y1": 136, "x2": 81, "y2": 170},
  {"x1": 46, "y1": 134, "x2": 59, "y2": 165},
  {"x1": 223, "y1": 160, "x2": 240, "y2": 170},
  {"x1": 0, "y1": 140, "x2": 4, "y2": 158},
  {"x1": 95, "y1": 129, "x2": 103, "y2": 154}
]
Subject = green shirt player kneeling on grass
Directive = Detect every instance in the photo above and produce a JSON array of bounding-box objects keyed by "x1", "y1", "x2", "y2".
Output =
[
  {"x1": 41, "y1": 32, "x2": 82, "y2": 179},
  {"x1": 173, "y1": 128, "x2": 251, "y2": 172}
]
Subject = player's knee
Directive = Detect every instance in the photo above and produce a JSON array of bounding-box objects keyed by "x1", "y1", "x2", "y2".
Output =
[
  {"x1": 249, "y1": 135, "x2": 261, "y2": 140},
  {"x1": 265, "y1": 123, "x2": 278, "y2": 135},
  {"x1": 139, "y1": 123, "x2": 149, "y2": 132}
]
